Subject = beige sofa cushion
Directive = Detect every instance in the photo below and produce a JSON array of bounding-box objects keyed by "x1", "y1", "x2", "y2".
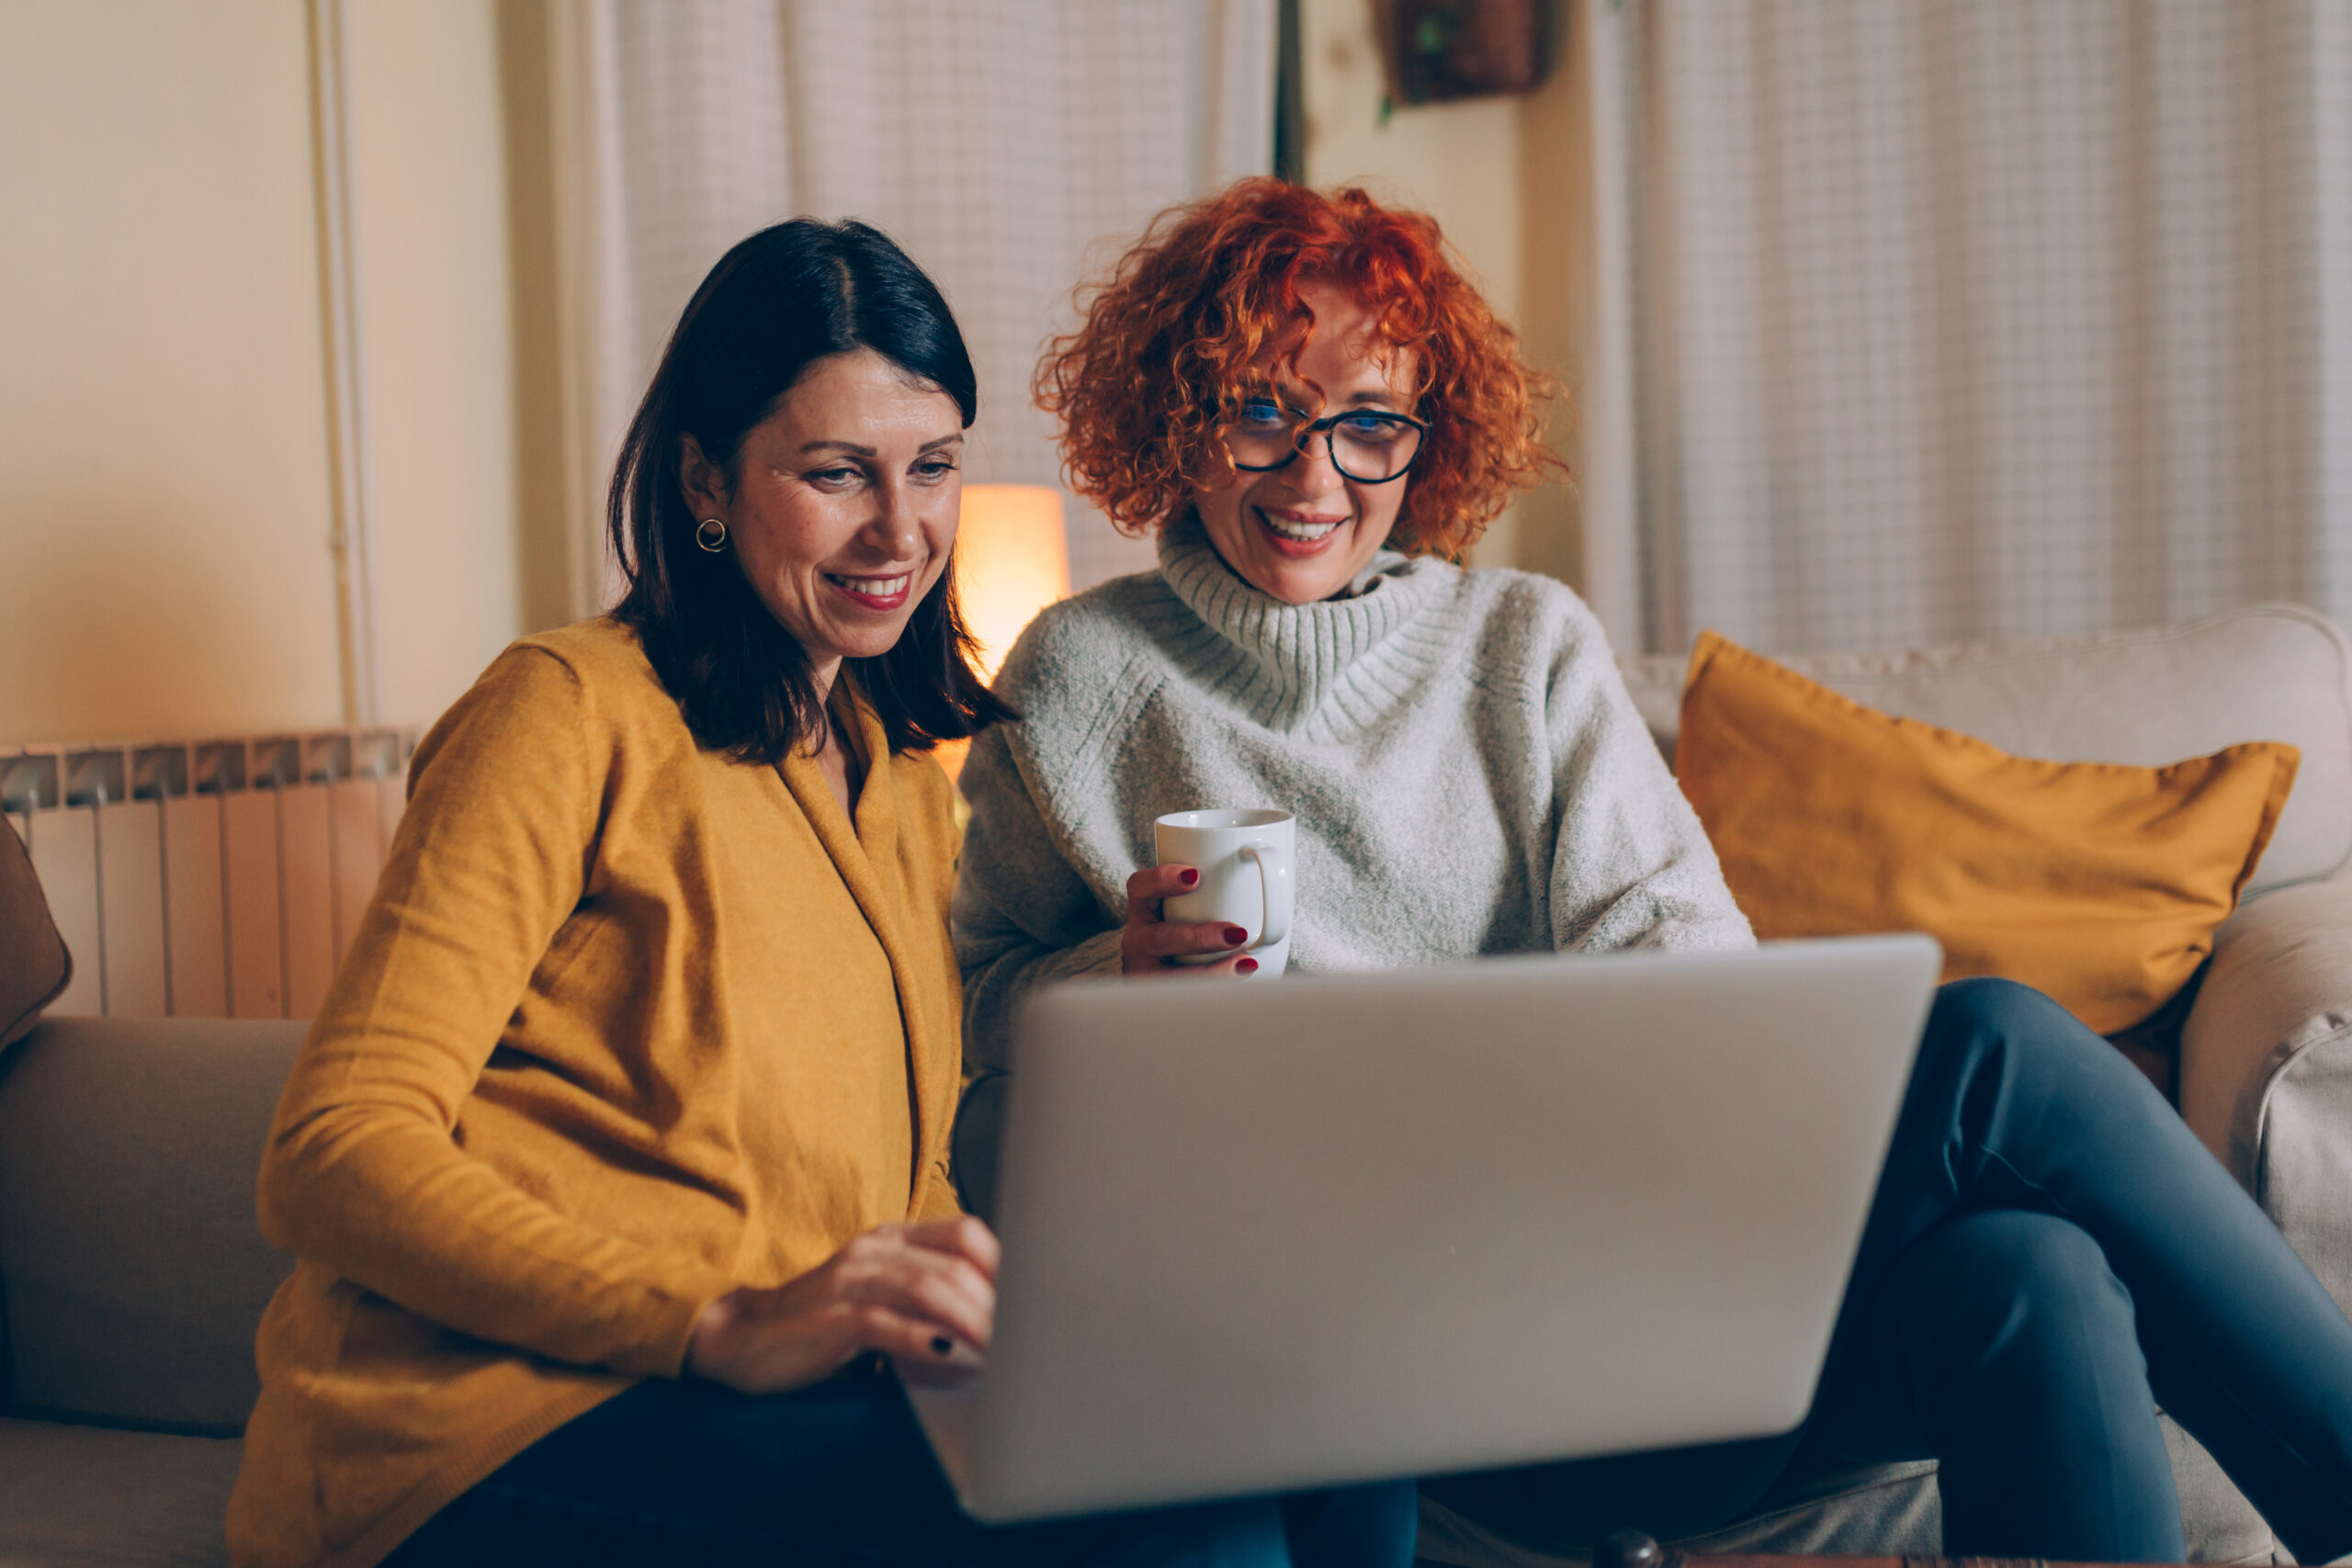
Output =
[
  {"x1": 0, "y1": 1418, "x2": 236, "y2": 1567},
  {"x1": 0, "y1": 1018, "x2": 301, "y2": 1432},
  {"x1": 1620, "y1": 603, "x2": 2352, "y2": 897},
  {"x1": 1413, "y1": 1412, "x2": 2275, "y2": 1565}
]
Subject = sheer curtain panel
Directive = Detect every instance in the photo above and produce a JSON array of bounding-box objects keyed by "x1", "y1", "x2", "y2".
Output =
[
  {"x1": 547, "y1": 0, "x2": 1277, "y2": 614},
  {"x1": 1578, "y1": 0, "x2": 2352, "y2": 656}
]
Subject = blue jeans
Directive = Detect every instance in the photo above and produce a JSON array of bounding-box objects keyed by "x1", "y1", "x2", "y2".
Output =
[
  {"x1": 385, "y1": 1359, "x2": 1418, "y2": 1567},
  {"x1": 1425, "y1": 978, "x2": 2352, "y2": 1562}
]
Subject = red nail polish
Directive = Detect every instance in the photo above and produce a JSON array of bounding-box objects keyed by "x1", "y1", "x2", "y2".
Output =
[
  {"x1": 1224, "y1": 926, "x2": 1248, "y2": 944},
  {"x1": 1179, "y1": 867, "x2": 1199, "y2": 886},
  {"x1": 1237, "y1": 957, "x2": 1259, "y2": 975}
]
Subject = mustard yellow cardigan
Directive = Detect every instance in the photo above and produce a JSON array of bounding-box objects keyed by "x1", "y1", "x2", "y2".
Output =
[{"x1": 228, "y1": 619, "x2": 966, "y2": 1568}]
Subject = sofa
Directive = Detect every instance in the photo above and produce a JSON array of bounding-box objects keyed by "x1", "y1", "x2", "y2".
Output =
[
  {"x1": 6, "y1": 602, "x2": 2349, "y2": 1567},
  {"x1": 1420, "y1": 602, "x2": 2352, "y2": 1568},
  {"x1": 0, "y1": 1016, "x2": 301, "y2": 1567}
]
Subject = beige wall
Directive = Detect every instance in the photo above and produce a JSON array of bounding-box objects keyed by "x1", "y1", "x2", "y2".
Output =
[
  {"x1": 0, "y1": 0, "x2": 1581, "y2": 753},
  {"x1": 343, "y1": 0, "x2": 528, "y2": 729},
  {"x1": 1299, "y1": 0, "x2": 1586, "y2": 586},
  {"x1": 0, "y1": 0, "x2": 528, "y2": 748},
  {"x1": 0, "y1": 1, "x2": 345, "y2": 746},
  {"x1": 1302, "y1": 0, "x2": 1525, "y2": 321}
]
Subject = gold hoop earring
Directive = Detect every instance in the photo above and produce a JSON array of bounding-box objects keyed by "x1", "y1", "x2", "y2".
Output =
[{"x1": 695, "y1": 517, "x2": 729, "y2": 553}]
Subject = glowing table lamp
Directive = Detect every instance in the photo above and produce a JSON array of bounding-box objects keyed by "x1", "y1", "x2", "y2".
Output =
[
  {"x1": 956, "y1": 484, "x2": 1072, "y2": 680},
  {"x1": 937, "y1": 484, "x2": 1071, "y2": 786}
]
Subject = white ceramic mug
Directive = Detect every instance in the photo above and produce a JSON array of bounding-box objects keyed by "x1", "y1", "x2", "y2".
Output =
[{"x1": 1153, "y1": 808, "x2": 1295, "y2": 978}]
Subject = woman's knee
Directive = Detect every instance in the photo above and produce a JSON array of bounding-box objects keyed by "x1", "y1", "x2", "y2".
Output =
[
  {"x1": 1923, "y1": 977, "x2": 2080, "y2": 1062},
  {"x1": 1876, "y1": 1213, "x2": 2177, "y2": 1559},
  {"x1": 1915, "y1": 976, "x2": 2151, "y2": 1110},
  {"x1": 1897, "y1": 1212, "x2": 2142, "y2": 1379}
]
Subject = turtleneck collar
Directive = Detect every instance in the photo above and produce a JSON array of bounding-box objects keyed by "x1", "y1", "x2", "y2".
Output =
[{"x1": 1152, "y1": 506, "x2": 1453, "y2": 732}]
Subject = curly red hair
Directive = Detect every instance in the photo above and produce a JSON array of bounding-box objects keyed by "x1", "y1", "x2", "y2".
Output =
[{"x1": 1035, "y1": 178, "x2": 1561, "y2": 557}]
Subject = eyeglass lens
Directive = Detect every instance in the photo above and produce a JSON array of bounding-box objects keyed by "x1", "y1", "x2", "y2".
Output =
[{"x1": 1225, "y1": 402, "x2": 1423, "y2": 482}]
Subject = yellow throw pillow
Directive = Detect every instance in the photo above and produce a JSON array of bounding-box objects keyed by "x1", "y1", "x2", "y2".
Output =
[{"x1": 1675, "y1": 631, "x2": 2301, "y2": 1034}]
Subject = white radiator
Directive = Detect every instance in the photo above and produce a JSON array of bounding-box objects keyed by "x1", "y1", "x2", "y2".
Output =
[{"x1": 2, "y1": 731, "x2": 414, "y2": 1021}]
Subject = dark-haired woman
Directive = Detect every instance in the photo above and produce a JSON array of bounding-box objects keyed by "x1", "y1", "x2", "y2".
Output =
[{"x1": 226, "y1": 219, "x2": 1416, "y2": 1568}]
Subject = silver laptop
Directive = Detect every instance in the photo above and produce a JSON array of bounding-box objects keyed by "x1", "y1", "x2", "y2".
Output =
[{"x1": 905, "y1": 934, "x2": 1940, "y2": 1523}]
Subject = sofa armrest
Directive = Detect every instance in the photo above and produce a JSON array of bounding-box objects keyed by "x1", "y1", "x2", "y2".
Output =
[{"x1": 2179, "y1": 872, "x2": 2352, "y2": 1311}]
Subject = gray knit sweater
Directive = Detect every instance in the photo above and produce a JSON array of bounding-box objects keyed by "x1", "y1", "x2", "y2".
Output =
[{"x1": 952, "y1": 509, "x2": 1754, "y2": 1077}]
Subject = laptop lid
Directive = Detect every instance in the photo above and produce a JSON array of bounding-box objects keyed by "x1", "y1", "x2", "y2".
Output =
[{"x1": 912, "y1": 934, "x2": 1940, "y2": 1522}]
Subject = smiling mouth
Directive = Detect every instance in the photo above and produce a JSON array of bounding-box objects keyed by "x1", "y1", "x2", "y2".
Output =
[
  {"x1": 826, "y1": 572, "x2": 914, "y2": 606},
  {"x1": 1255, "y1": 508, "x2": 1344, "y2": 543}
]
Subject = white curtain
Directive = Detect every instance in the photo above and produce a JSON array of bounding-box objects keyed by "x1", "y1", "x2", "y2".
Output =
[
  {"x1": 1579, "y1": 0, "x2": 2352, "y2": 656},
  {"x1": 549, "y1": 0, "x2": 1277, "y2": 613}
]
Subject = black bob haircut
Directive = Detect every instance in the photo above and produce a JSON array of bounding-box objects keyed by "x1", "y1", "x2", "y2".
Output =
[{"x1": 608, "y1": 218, "x2": 1014, "y2": 765}]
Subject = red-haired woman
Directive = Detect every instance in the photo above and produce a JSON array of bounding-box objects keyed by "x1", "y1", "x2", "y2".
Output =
[{"x1": 952, "y1": 178, "x2": 2352, "y2": 1562}]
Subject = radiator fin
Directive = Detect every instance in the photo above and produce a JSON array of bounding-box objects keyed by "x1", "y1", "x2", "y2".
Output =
[
  {"x1": 162, "y1": 795, "x2": 229, "y2": 1019},
  {"x1": 1, "y1": 732, "x2": 414, "y2": 1022}
]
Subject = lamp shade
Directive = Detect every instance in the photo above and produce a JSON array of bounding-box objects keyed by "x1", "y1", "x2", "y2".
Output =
[
  {"x1": 933, "y1": 485, "x2": 1071, "y2": 792},
  {"x1": 956, "y1": 484, "x2": 1071, "y2": 682}
]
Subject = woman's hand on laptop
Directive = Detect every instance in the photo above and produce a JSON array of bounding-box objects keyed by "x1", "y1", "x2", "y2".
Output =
[
  {"x1": 684, "y1": 1216, "x2": 999, "y2": 1393},
  {"x1": 1122, "y1": 864, "x2": 1257, "y2": 976}
]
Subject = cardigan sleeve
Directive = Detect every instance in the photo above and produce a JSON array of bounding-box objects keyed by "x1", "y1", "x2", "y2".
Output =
[
  {"x1": 1538, "y1": 592, "x2": 1757, "y2": 956},
  {"x1": 255, "y1": 646, "x2": 736, "y2": 1380}
]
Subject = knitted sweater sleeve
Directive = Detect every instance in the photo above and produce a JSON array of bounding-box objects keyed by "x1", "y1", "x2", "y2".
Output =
[
  {"x1": 1535, "y1": 587, "x2": 1757, "y2": 954},
  {"x1": 952, "y1": 720, "x2": 1125, "y2": 1078}
]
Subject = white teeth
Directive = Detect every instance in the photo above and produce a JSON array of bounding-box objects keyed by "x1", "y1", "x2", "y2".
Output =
[
  {"x1": 1260, "y1": 512, "x2": 1341, "y2": 542},
  {"x1": 832, "y1": 574, "x2": 910, "y2": 597}
]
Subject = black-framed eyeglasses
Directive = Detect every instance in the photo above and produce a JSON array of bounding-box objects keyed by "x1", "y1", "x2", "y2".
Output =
[{"x1": 1223, "y1": 397, "x2": 1429, "y2": 484}]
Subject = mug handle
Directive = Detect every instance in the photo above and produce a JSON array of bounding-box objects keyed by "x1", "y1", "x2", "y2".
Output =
[{"x1": 1239, "y1": 840, "x2": 1292, "y2": 950}]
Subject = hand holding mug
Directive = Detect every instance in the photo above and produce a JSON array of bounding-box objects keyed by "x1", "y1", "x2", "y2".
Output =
[
  {"x1": 1121, "y1": 862, "x2": 1260, "y2": 976},
  {"x1": 1123, "y1": 809, "x2": 1295, "y2": 979}
]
